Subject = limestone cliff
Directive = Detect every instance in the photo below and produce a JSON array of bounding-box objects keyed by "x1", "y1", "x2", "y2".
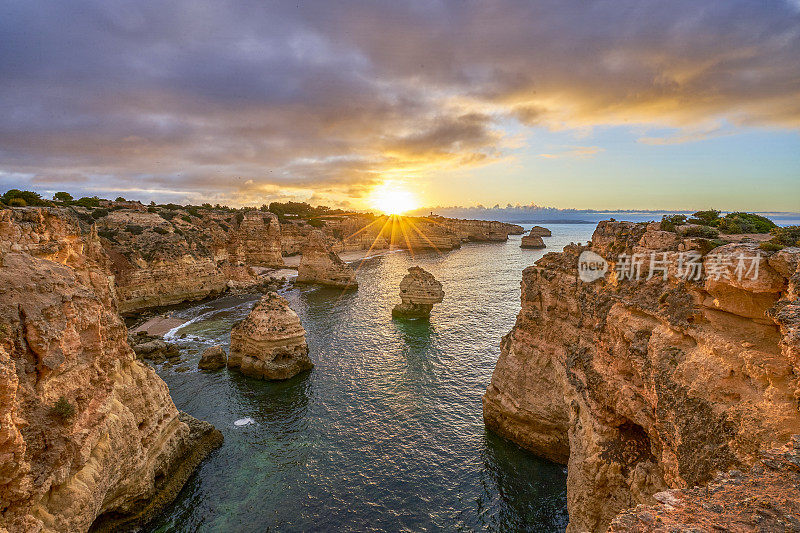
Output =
[
  {"x1": 0, "y1": 208, "x2": 222, "y2": 532},
  {"x1": 483, "y1": 220, "x2": 800, "y2": 532},
  {"x1": 296, "y1": 230, "x2": 357, "y2": 289},
  {"x1": 228, "y1": 292, "x2": 313, "y2": 380},
  {"x1": 430, "y1": 216, "x2": 524, "y2": 242},
  {"x1": 95, "y1": 207, "x2": 283, "y2": 314}
]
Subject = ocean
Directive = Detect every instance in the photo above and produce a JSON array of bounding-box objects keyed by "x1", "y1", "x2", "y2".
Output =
[{"x1": 146, "y1": 224, "x2": 597, "y2": 532}]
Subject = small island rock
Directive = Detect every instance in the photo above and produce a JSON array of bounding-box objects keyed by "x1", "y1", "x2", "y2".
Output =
[
  {"x1": 521, "y1": 228, "x2": 547, "y2": 249},
  {"x1": 228, "y1": 292, "x2": 313, "y2": 380},
  {"x1": 529, "y1": 225, "x2": 552, "y2": 237},
  {"x1": 198, "y1": 345, "x2": 227, "y2": 370},
  {"x1": 392, "y1": 266, "x2": 444, "y2": 319}
]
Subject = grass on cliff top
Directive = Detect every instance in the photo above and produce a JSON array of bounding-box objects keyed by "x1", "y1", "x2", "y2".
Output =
[{"x1": 51, "y1": 396, "x2": 75, "y2": 421}]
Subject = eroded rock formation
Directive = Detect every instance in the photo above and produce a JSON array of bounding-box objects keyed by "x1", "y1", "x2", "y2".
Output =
[
  {"x1": 483, "y1": 220, "x2": 800, "y2": 532},
  {"x1": 392, "y1": 267, "x2": 444, "y2": 318},
  {"x1": 529, "y1": 225, "x2": 552, "y2": 237},
  {"x1": 296, "y1": 230, "x2": 357, "y2": 288},
  {"x1": 520, "y1": 232, "x2": 546, "y2": 249},
  {"x1": 228, "y1": 292, "x2": 313, "y2": 380},
  {"x1": 0, "y1": 208, "x2": 222, "y2": 532}
]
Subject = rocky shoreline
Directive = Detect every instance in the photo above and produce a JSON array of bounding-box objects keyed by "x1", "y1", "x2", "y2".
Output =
[{"x1": 483, "y1": 219, "x2": 800, "y2": 531}]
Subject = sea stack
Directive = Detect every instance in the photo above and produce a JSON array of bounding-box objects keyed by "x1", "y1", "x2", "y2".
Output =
[
  {"x1": 529, "y1": 225, "x2": 551, "y2": 237},
  {"x1": 392, "y1": 266, "x2": 444, "y2": 319},
  {"x1": 228, "y1": 292, "x2": 313, "y2": 380},
  {"x1": 520, "y1": 227, "x2": 548, "y2": 249},
  {"x1": 296, "y1": 230, "x2": 358, "y2": 289}
]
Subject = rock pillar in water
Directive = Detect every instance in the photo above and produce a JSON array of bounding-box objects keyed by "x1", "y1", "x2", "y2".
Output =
[
  {"x1": 391, "y1": 266, "x2": 444, "y2": 319},
  {"x1": 229, "y1": 292, "x2": 313, "y2": 380}
]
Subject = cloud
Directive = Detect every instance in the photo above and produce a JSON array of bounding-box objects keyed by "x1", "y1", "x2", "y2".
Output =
[
  {"x1": 0, "y1": 0, "x2": 798, "y2": 205},
  {"x1": 538, "y1": 146, "x2": 605, "y2": 159}
]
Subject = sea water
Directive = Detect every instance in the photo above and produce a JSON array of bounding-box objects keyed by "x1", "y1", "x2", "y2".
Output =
[{"x1": 146, "y1": 224, "x2": 596, "y2": 532}]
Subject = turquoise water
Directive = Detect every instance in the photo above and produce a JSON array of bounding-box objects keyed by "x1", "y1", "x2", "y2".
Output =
[{"x1": 147, "y1": 224, "x2": 595, "y2": 532}]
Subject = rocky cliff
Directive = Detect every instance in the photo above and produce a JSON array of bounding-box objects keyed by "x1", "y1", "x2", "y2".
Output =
[
  {"x1": 0, "y1": 208, "x2": 222, "y2": 532},
  {"x1": 483, "y1": 220, "x2": 800, "y2": 532},
  {"x1": 296, "y1": 230, "x2": 357, "y2": 288},
  {"x1": 431, "y1": 216, "x2": 524, "y2": 242},
  {"x1": 95, "y1": 207, "x2": 283, "y2": 314}
]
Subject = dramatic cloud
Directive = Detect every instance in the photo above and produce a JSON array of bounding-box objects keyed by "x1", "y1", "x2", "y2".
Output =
[{"x1": 1, "y1": 0, "x2": 798, "y2": 205}]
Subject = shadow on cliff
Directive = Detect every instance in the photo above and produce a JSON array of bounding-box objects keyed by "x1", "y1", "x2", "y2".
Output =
[{"x1": 477, "y1": 431, "x2": 569, "y2": 531}]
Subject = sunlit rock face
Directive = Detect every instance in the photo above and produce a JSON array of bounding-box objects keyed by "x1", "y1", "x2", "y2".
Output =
[
  {"x1": 228, "y1": 292, "x2": 313, "y2": 380},
  {"x1": 483, "y1": 220, "x2": 800, "y2": 532},
  {"x1": 520, "y1": 233, "x2": 546, "y2": 249},
  {"x1": 95, "y1": 208, "x2": 284, "y2": 314},
  {"x1": 222, "y1": 210, "x2": 284, "y2": 267},
  {"x1": 432, "y1": 217, "x2": 524, "y2": 242},
  {"x1": 529, "y1": 226, "x2": 552, "y2": 237},
  {"x1": 0, "y1": 208, "x2": 222, "y2": 533},
  {"x1": 296, "y1": 230, "x2": 357, "y2": 289},
  {"x1": 391, "y1": 267, "x2": 445, "y2": 319}
]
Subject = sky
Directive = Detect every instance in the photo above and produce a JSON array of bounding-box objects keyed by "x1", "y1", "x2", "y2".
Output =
[{"x1": 1, "y1": 0, "x2": 799, "y2": 212}]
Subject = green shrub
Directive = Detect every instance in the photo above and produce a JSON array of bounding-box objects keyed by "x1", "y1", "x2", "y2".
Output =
[
  {"x1": 51, "y1": 396, "x2": 75, "y2": 420},
  {"x1": 759, "y1": 241, "x2": 784, "y2": 252},
  {"x1": 181, "y1": 215, "x2": 192, "y2": 223},
  {"x1": 186, "y1": 207, "x2": 200, "y2": 217},
  {"x1": 308, "y1": 218, "x2": 325, "y2": 228},
  {"x1": 682, "y1": 225, "x2": 719, "y2": 239},
  {"x1": 688, "y1": 209, "x2": 721, "y2": 226},
  {"x1": 201, "y1": 203, "x2": 212, "y2": 209},
  {"x1": 147, "y1": 206, "x2": 158, "y2": 213},
  {"x1": 173, "y1": 227, "x2": 184, "y2": 236},
  {"x1": 152, "y1": 227, "x2": 169, "y2": 235},
  {"x1": 218, "y1": 222, "x2": 229, "y2": 232},
  {"x1": 159, "y1": 210, "x2": 177, "y2": 221},
  {"x1": 2, "y1": 189, "x2": 48, "y2": 206},
  {"x1": 97, "y1": 229, "x2": 118, "y2": 242},
  {"x1": 91, "y1": 208, "x2": 109, "y2": 219},
  {"x1": 767, "y1": 226, "x2": 800, "y2": 247},
  {"x1": 660, "y1": 214, "x2": 687, "y2": 232},
  {"x1": 54, "y1": 192, "x2": 74, "y2": 202},
  {"x1": 115, "y1": 196, "x2": 126, "y2": 202},
  {"x1": 125, "y1": 224, "x2": 144, "y2": 235},
  {"x1": 74, "y1": 196, "x2": 100, "y2": 208},
  {"x1": 718, "y1": 212, "x2": 777, "y2": 234},
  {"x1": 235, "y1": 212, "x2": 245, "y2": 225}
]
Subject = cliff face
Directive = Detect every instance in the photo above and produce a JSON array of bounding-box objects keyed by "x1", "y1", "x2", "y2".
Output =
[
  {"x1": 96, "y1": 208, "x2": 283, "y2": 314},
  {"x1": 0, "y1": 208, "x2": 222, "y2": 532},
  {"x1": 483, "y1": 220, "x2": 800, "y2": 532},
  {"x1": 296, "y1": 230, "x2": 357, "y2": 288},
  {"x1": 432, "y1": 217, "x2": 524, "y2": 241}
]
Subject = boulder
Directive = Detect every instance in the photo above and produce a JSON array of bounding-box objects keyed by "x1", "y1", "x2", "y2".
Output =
[
  {"x1": 392, "y1": 266, "x2": 444, "y2": 319},
  {"x1": 198, "y1": 345, "x2": 227, "y2": 370},
  {"x1": 228, "y1": 292, "x2": 313, "y2": 380}
]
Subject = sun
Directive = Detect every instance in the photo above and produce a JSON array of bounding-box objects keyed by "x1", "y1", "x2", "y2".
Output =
[{"x1": 368, "y1": 180, "x2": 420, "y2": 215}]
